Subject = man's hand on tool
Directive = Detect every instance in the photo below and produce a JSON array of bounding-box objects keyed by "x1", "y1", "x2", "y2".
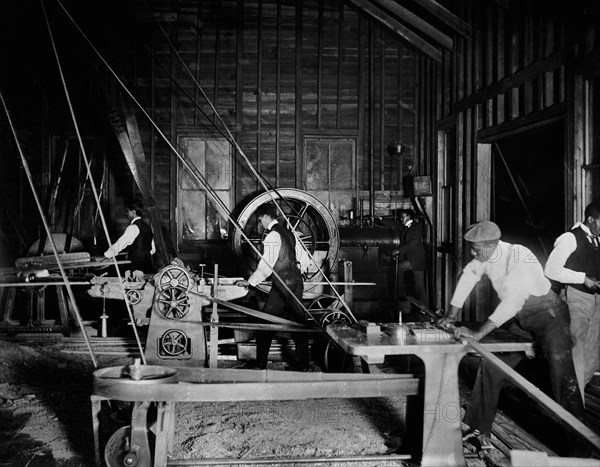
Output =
[
  {"x1": 236, "y1": 280, "x2": 249, "y2": 288},
  {"x1": 437, "y1": 305, "x2": 461, "y2": 329}
]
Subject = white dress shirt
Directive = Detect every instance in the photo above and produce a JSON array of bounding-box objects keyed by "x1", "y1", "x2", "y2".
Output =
[
  {"x1": 104, "y1": 216, "x2": 156, "y2": 259},
  {"x1": 450, "y1": 240, "x2": 551, "y2": 327},
  {"x1": 544, "y1": 222, "x2": 592, "y2": 285},
  {"x1": 248, "y1": 220, "x2": 281, "y2": 287}
]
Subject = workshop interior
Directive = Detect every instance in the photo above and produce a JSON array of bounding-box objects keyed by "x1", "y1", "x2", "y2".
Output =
[{"x1": 1, "y1": 0, "x2": 600, "y2": 466}]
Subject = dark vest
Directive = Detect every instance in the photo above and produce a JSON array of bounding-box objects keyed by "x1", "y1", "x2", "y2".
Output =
[
  {"x1": 564, "y1": 226, "x2": 600, "y2": 293},
  {"x1": 267, "y1": 221, "x2": 299, "y2": 275},
  {"x1": 126, "y1": 218, "x2": 154, "y2": 272}
]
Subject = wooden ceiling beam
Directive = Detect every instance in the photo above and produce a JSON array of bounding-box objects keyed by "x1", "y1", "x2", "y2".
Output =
[
  {"x1": 348, "y1": 0, "x2": 442, "y2": 62},
  {"x1": 406, "y1": 0, "x2": 471, "y2": 38},
  {"x1": 371, "y1": 0, "x2": 452, "y2": 50}
]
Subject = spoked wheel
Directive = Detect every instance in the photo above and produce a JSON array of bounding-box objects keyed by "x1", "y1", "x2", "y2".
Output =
[
  {"x1": 155, "y1": 265, "x2": 192, "y2": 293},
  {"x1": 125, "y1": 289, "x2": 142, "y2": 306},
  {"x1": 160, "y1": 329, "x2": 189, "y2": 356},
  {"x1": 155, "y1": 287, "x2": 190, "y2": 320},
  {"x1": 231, "y1": 189, "x2": 340, "y2": 297}
]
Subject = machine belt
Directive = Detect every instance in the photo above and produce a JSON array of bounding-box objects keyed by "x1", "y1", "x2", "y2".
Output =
[{"x1": 195, "y1": 292, "x2": 304, "y2": 327}]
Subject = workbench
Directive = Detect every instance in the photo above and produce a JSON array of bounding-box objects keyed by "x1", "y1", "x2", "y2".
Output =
[{"x1": 326, "y1": 322, "x2": 533, "y2": 467}]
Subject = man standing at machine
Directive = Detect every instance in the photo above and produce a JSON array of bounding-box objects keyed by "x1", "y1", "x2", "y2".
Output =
[
  {"x1": 393, "y1": 209, "x2": 428, "y2": 313},
  {"x1": 237, "y1": 202, "x2": 310, "y2": 371},
  {"x1": 545, "y1": 201, "x2": 600, "y2": 401},
  {"x1": 438, "y1": 220, "x2": 583, "y2": 448},
  {"x1": 97, "y1": 199, "x2": 156, "y2": 273}
]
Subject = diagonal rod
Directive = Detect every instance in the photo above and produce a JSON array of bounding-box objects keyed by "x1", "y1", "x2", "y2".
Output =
[
  {"x1": 0, "y1": 89, "x2": 98, "y2": 368},
  {"x1": 40, "y1": 0, "x2": 146, "y2": 363}
]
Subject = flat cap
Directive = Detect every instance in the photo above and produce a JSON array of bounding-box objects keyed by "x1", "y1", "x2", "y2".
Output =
[{"x1": 464, "y1": 221, "x2": 501, "y2": 242}]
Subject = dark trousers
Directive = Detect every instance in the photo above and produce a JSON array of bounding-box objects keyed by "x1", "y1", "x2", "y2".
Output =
[
  {"x1": 464, "y1": 291, "x2": 584, "y2": 435},
  {"x1": 396, "y1": 259, "x2": 427, "y2": 310},
  {"x1": 255, "y1": 270, "x2": 308, "y2": 369},
  {"x1": 128, "y1": 251, "x2": 154, "y2": 273}
]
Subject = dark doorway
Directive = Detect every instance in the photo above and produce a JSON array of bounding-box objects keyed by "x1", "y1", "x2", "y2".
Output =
[{"x1": 491, "y1": 121, "x2": 565, "y2": 264}]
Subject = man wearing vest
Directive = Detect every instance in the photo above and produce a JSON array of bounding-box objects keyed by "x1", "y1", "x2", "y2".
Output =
[
  {"x1": 545, "y1": 201, "x2": 600, "y2": 401},
  {"x1": 237, "y1": 202, "x2": 309, "y2": 370},
  {"x1": 101, "y1": 200, "x2": 156, "y2": 273}
]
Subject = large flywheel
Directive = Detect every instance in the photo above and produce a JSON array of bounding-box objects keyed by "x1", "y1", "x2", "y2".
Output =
[{"x1": 231, "y1": 189, "x2": 340, "y2": 295}]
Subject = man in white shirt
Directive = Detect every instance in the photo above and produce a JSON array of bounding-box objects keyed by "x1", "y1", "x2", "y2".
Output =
[
  {"x1": 545, "y1": 202, "x2": 600, "y2": 399},
  {"x1": 439, "y1": 221, "x2": 583, "y2": 445},
  {"x1": 237, "y1": 202, "x2": 308, "y2": 370},
  {"x1": 97, "y1": 200, "x2": 156, "y2": 273}
]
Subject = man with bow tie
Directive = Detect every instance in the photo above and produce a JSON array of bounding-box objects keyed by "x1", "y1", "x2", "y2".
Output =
[
  {"x1": 545, "y1": 201, "x2": 600, "y2": 401},
  {"x1": 237, "y1": 202, "x2": 309, "y2": 371}
]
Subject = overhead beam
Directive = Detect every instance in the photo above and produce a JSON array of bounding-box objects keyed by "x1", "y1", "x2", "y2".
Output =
[
  {"x1": 348, "y1": 0, "x2": 442, "y2": 62},
  {"x1": 406, "y1": 0, "x2": 471, "y2": 38},
  {"x1": 371, "y1": 0, "x2": 452, "y2": 50}
]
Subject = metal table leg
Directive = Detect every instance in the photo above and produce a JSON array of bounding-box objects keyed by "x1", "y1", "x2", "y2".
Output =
[{"x1": 419, "y1": 352, "x2": 468, "y2": 467}]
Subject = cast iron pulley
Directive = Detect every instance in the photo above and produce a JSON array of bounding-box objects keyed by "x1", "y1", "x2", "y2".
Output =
[
  {"x1": 320, "y1": 309, "x2": 353, "y2": 328},
  {"x1": 104, "y1": 425, "x2": 152, "y2": 467},
  {"x1": 154, "y1": 264, "x2": 193, "y2": 319},
  {"x1": 160, "y1": 329, "x2": 189, "y2": 356},
  {"x1": 155, "y1": 265, "x2": 193, "y2": 292},
  {"x1": 125, "y1": 289, "x2": 142, "y2": 306},
  {"x1": 306, "y1": 294, "x2": 345, "y2": 326},
  {"x1": 155, "y1": 286, "x2": 191, "y2": 320},
  {"x1": 231, "y1": 189, "x2": 340, "y2": 294}
]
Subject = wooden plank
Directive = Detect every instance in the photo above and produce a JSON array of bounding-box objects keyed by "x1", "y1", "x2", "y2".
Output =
[
  {"x1": 477, "y1": 103, "x2": 565, "y2": 143},
  {"x1": 94, "y1": 376, "x2": 420, "y2": 402},
  {"x1": 496, "y1": 8, "x2": 505, "y2": 124},
  {"x1": 295, "y1": 0, "x2": 303, "y2": 189},
  {"x1": 469, "y1": 340, "x2": 600, "y2": 451},
  {"x1": 348, "y1": 0, "x2": 442, "y2": 63},
  {"x1": 336, "y1": 1, "x2": 343, "y2": 129},
  {"x1": 175, "y1": 366, "x2": 416, "y2": 383},
  {"x1": 455, "y1": 50, "x2": 566, "y2": 113},
  {"x1": 209, "y1": 264, "x2": 219, "y2": 368},
  {"x1": 407, "y1": 0, "x2": 471, "y2": 38},
  {"x1": 371, "y1": 0, "x2": 452, "y2": 50},
  {"x1": 474, "y1": 143, "x2": 491, "y2": 321}
]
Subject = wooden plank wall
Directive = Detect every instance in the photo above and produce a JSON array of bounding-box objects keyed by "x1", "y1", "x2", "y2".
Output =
[
  {"x1": 127, "y1": 0, "x2": 437, "y2": 257},
  {"x1": 438, "y1": 0, "x2": 579, "y2": 320}
]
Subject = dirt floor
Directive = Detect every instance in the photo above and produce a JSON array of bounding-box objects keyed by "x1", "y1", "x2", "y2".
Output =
[{"x1": 0, "y1": 332, "x2": 523, "y2": 467}]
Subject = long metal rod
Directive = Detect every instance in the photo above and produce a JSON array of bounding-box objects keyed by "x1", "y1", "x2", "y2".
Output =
[
  {"x1": 167, "y1": 454, "x2": 412, "y2": 465},
  {"x1": 0, "y1": 90, "x2": 98, "y2": 368},
  {"x1": 40, "y1": 0, "x2": 147, "y2": 363}
]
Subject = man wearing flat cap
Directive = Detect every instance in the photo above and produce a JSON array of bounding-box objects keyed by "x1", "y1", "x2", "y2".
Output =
[{"x1": 439, "y1": 220, "x2": 583, "y2": 448}]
